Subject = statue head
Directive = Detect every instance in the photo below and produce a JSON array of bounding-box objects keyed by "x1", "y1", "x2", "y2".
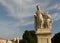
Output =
[
  {"x1": 36, "y1": 5, "x2": 40, "y2": 11},
  {"x1": 36, "y1": 5, "x2": 43, "y2": 14},
  {"x1": 46, "y1": 12, "x2": 51, "y2": 19}
]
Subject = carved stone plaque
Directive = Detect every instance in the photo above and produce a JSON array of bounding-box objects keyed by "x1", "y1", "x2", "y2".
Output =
[{"x1": 41, "y1": 38, "x2": 48, "y2": 43}]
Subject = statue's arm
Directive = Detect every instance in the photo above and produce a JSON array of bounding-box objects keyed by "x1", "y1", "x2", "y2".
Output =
[
  {"x1": 34, "y1": 14, "x2": 37, "y2": 24},
  {"x1": 34, "y1": 14, "x2": 37, "y2": 30}
]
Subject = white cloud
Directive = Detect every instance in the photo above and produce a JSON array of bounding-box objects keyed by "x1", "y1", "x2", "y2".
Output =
[
  {"x1": 47, "y1": 4, "x2": 60, "y2": 10},
  {"x1": 0, "y1": 0, "x2": 34, "y2": 26},
  {"x1": 51, "y1": 13, "x2": 60, "y2": 22},
  {"x1": 0, "y1": 0, "x2": 60, "y2": 24},
  {"x1": 0, "y1": 21, "x2": 22, "y2": 39},
  {"x1": 47, "y1": 4, "x2": 57, "y2": 10},
  {"x1": 0, "y1": 0, "x2": 51, "y2": 18}
]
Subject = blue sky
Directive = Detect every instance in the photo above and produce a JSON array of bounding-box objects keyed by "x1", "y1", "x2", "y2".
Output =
[{"x1": 0, "y1": 0, "x2": 60, "y2": 39}]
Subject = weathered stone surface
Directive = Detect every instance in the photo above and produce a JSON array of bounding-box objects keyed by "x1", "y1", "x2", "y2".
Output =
[
  {"x1": 34, "y1": 5, "x2": 52, "y2": 43},
  {"x1": 34, "y1": 5, "x2": 52, "y2": 30}
]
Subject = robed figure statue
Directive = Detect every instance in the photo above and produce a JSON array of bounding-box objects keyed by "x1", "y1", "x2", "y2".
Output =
[{"x1": 34, "y1": 5, "x2": 52, "y2": 30}]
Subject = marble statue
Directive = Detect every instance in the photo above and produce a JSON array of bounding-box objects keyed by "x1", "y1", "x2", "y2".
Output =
[
  {"x1": 34, "y1": 5, "x2": 44, "y2": 29},
  {"x1": 46, "y1": 12, "x2": 52, "y2": 28},
  {"x1": 34, "y1": 5, "x2": 52, "y2": 29},
  {"x1": 35, "y1": 5, "x2": 52, "y2": 43}
]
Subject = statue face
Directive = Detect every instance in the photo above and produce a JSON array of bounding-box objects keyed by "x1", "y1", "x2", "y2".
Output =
[{"x1": 36, "y1": 5, "x2": 40, "y2": 10}]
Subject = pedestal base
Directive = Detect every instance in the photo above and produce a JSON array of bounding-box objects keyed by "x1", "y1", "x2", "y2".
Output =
[{"x1": 36, "y1": 29, "x2": 52, "y2": 43}]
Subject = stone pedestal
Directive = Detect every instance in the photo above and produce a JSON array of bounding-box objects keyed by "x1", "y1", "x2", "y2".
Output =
[{"x1": 36, "y1": 28, "x2": 52, "y2": 43}]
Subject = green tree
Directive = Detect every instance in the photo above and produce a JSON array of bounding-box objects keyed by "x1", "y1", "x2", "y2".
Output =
[
  {"x1": 52, "y1": 32, "x2": 60, "y2": 43},
  {"x1": 20, "y1": 30, "x2": 37, "y2": 43},
  {"x1": 19, "y1": 40, "x2": 28, "y2": 43}
]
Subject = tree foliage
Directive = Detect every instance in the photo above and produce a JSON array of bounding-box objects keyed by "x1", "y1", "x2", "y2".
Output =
[
  {"x1": 19, "y1": 30, "x2": 37, "y2": 43},
  {"x1": 52, "y1": 32, "x2": 60, "y2": 43}
]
